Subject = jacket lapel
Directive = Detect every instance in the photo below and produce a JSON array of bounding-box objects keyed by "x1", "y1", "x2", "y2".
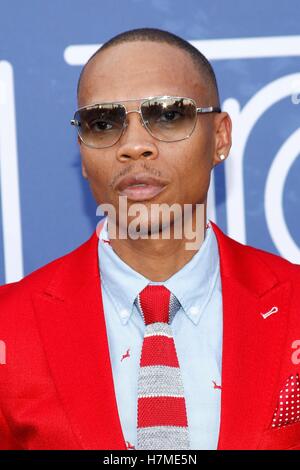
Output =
[
  {"x1": 211, "y1": 223, "x2": 292, "y2": 449},
  {"x1": 32, "y1": 232, "x2": 127, "y2": 450}
]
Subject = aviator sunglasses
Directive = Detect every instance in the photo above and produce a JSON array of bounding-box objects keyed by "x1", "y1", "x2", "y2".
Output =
[{"x1": 71, "y1": 95, "x2": 221, "y2": 149}]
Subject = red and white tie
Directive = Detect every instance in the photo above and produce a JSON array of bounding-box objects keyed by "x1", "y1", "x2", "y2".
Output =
[{"x1": 134, "y1": 285, "x2": 190, "y2": 450}]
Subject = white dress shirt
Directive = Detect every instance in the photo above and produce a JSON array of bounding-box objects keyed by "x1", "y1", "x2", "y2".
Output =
[{"x1": 97, "y1": 217, "x2": 223, "y2": 449}]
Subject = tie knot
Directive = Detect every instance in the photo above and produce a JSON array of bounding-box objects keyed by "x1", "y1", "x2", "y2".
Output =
[{"x1": 134, "y1": 285, "x2": 181, "y2": 325}]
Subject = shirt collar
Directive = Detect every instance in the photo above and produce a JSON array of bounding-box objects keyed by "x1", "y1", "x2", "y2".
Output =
[
  {"x1": 98, "y1": 217, "x2": 149, "y2": 325},
  {"x1": 98, "y1": 216, "x2": 219, "y2": 326}
]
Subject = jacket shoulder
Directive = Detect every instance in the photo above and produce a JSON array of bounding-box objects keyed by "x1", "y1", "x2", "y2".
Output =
[
  {"x1": 231, "y1": 235, "x2": 300, "y2": 281},
  {"x1": 0, "y1": 232, "x2": 96, "y2": 301},
  {"x1": 211, "y1": 221, "x2": 300, "y2": 282},
  {"x1": 245, "y1": 243, "x2": 298, "y2": 273}
]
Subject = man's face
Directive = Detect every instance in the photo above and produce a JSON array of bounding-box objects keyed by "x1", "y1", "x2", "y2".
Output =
[{"x1": 77, "y1": 41, "x2": 230, "y2": 232}]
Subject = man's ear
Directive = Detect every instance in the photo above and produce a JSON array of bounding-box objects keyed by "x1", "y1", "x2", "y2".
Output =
[
  {"x1": 81, "y1": 161, "x2": 88, "y2": 179},
  {"x1": 78, "y1": 136, "x2": 88, "y2": 179},
  {"x1": 212, "y1": 112, "x2": 232, "y2": 167}
]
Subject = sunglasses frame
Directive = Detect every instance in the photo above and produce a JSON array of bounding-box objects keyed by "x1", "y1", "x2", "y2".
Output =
[{"x1": 70, "y1": 95, "x2": 221, "y2": 149}]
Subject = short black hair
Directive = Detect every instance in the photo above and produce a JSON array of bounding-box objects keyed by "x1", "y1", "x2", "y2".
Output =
[{"x1": 77, "y1": 28, "x2": 220, "y2": 106}]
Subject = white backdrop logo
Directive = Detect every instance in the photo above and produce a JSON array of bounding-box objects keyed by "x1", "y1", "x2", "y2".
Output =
[
  {"x1": 1, "y1": 35, "x2": 299, "y2": 283},
  {"x1": 0, "y1": 61, "x2": 23, "y2": 282}
]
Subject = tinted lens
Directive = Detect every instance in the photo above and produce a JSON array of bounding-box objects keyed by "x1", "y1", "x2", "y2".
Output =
[
  {"x1": 74, "y1": 103, "x2": 126, "y2": 148},
  {"x1": 141, "y1": 97, "x2": 197, "y2": 141}
]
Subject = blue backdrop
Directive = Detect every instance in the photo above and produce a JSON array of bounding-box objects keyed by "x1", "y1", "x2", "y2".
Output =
[{"x1": 0, "y1": 0, "x2": 299, "y2": 284}]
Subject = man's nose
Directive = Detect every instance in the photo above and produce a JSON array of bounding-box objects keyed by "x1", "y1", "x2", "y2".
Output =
[{"x1": 116, "y1": 112, "x2": 159, "y2": 162}]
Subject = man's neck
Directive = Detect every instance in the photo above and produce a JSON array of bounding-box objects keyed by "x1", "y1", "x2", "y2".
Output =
[{"x1": 108, "y1": 208, "x2": 207, "y2": 282}]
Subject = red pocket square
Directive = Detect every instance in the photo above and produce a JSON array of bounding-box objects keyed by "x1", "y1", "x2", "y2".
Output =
[{"x1": 272, "y1": 373, "x2": 300, "y2": 428}]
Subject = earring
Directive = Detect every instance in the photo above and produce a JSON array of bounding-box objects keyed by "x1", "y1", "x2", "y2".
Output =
[{"x1": 219, "y1": 154, "x2": 226, "y2": 161}]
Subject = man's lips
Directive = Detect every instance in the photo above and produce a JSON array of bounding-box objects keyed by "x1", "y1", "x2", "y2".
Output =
[{"x1": 114, "y1": 173, "x2": 169, "y2": 201}]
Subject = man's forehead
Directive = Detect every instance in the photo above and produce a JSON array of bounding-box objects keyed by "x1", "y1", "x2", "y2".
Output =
[{"x1": 78, "y1": 41, "x2": 208, "y2": 105}]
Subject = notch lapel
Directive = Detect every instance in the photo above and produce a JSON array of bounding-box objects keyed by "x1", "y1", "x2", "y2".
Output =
[
  {"x1": 32, "y1": 232, "x2": 127, "y2": 450},
  {"x1": 211, "y1": 223, "x2": 292, "y2": 449}
]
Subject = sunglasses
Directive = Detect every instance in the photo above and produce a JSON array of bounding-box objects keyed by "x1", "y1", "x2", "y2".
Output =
[{"x1": 71, "y1": 95, "x2": 221, "y2": 149}]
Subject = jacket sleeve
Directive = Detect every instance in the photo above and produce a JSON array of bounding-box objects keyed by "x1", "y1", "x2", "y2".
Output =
[{"x1": 0, "y1": 282, "x2": 22, "y2": 449}]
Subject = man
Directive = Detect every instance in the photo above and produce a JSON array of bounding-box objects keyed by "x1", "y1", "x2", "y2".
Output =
[{"x1": 0, "y1": 28, "x2": 300, "y2": 450}]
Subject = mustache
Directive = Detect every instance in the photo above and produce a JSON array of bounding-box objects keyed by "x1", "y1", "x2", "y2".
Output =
[{"x1": 110, "y1": 162, "x2": 162, "y2": 189}]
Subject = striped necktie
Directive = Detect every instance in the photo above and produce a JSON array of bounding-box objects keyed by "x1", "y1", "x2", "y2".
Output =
[{"x1": 134, "y1": 285, "x2": 190, "y2": 450}]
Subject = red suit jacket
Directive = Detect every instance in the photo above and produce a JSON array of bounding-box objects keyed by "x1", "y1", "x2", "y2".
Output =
[{"x1": 0, "y1": 222, "x2": 300, "y2": 450}]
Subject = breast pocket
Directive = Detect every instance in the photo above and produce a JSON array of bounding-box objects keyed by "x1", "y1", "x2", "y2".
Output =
[{"x1": 257, "y1": 421, "x2": 300, "y2": 450}]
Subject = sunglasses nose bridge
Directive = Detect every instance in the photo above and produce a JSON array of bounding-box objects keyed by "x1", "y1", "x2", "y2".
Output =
[{"x1": 124, "y1": 109, "x2": 146, "y2": 128}]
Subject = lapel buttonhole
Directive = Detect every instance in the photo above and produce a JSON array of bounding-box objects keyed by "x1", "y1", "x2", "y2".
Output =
[{"x1": 261, "y1": 306, "x2": 279, "y2": 320}]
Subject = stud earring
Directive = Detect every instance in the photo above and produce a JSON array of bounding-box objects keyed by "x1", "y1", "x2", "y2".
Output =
[{"x1": 219, "y1": 154, "x2": 226, "y2": 161}]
